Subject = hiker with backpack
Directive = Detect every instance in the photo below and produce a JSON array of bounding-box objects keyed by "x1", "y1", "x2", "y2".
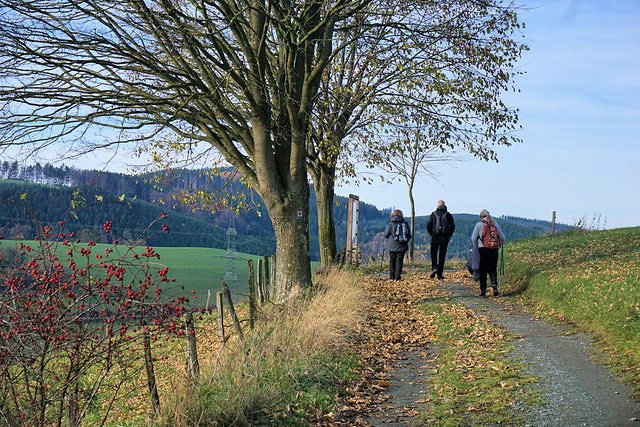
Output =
[
  {"x1": 383, "y1": 209, "x2": 411, "y2": 281},
  {"x1": 471, "y1": 209, "x2": 506, "y2": 297},
  {"x1": 426, "y1": 200, "x2": 455, "y2": 280}
]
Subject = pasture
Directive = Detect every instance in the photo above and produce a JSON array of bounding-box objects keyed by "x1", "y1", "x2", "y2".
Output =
[{"x1": 0, "y1": 239, "x2": 319, "y2": 307}]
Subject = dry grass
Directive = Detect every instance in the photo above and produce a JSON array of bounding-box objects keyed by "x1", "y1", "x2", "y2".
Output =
[{"x1": 112, "y1": 268, "x2": 369, "y2": 426}]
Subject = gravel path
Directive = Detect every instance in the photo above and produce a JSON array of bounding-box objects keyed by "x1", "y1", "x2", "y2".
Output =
[{"x1": 365, "y1": 275, "x2": 640, "y2": 426}]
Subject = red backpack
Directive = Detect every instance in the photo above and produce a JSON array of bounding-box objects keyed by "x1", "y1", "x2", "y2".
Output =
[{"x1": 481, "y1": 220, "x2": 501, "y2": 249}]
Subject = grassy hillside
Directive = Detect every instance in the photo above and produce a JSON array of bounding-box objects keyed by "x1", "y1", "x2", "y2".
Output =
[{"x1": 503, "y1": 226, "x2": 640, "y2": 395}]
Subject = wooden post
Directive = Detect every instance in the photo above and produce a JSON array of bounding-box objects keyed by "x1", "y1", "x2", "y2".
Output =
[
  {"x1": 216, "y1": 292, "x2": 224, "y2": 342},
  {"x1": 222, "y1": 281, "x2": 244, "y2": 345},
  {"x1": 65, "y1": 391, "x2": 79, "y2": 427},
  {"x1": 551, "y1": 211, "x2": 556, "y2": 234},
  {"x1": 263, "y1": 255, "x2": 270, "y2": 302},
  {"x1": 346, "y1": 194, "x2": 360, "y2": 264},
  {"x1": 184, "y1": 312, "x2": 200, "y2": 380},
  {"x1": 143, "y1": 330, "x2": 161, "y2": 415},
  {"x1": 248, "y1": 259, "x2": 255, "y2": 330},
  {"x1": 257, "y1": 258, "x2": 264, "y2": 304},
  {"x1": 271, "y1": 254, "x2": 276, "y2": 298}
]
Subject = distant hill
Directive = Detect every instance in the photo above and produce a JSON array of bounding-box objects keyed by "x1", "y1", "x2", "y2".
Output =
[{"x1": 1, "y1": 163, "x2": 571, "y2": 261}]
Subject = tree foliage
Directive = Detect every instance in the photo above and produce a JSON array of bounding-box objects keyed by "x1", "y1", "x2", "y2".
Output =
[
  {"x1": 0, "y1": 0, "x2": 376, "y2": 297},
  {"x1": 306, "y1": 0, "x2": 527, "y2": 265}
]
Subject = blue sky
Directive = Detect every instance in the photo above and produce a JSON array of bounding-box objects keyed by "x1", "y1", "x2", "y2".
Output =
[{"x1": 339, "y1": 0, "x2": 640, "y2": 229}]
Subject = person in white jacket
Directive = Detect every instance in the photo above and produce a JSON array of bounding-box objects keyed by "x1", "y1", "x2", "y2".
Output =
[{"x1": 471, "y1": 209, "x2": 505, "y2": 297}]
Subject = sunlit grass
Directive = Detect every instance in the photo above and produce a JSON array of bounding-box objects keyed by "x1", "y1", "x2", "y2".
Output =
[
  {"x1": 102, "y1": 268, "x2": 368, "y2": 426},
  {"x1": 503, "y1": 226, "x2": 640, "y2": 396},
  {"x1": 0, "y1": 239, "x2": 318, "y2": 303}
]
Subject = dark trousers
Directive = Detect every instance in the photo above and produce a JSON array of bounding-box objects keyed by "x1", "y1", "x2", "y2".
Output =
[
  {"x1": 389, "y1": 251, "x2": 405, "y2": 280},
  {"x1": 430, "y1": 241, "x2": 448, "y2": 277},
  {"x1": 478, "y1": 247, "x2": 499, "y2": 293}
]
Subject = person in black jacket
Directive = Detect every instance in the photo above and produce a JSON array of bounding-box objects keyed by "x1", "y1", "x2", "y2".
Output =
[
  {"x1": 426, "y1": 200, "x2": 455, "y2": 280},
  {"x1": 382, "y1": 209, "x2": 411, "y2": 281}
]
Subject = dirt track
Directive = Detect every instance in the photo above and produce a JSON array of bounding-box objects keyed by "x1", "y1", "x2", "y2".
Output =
[{"x1": 363, "y1": 272, "x2": 640, "y2": 426}]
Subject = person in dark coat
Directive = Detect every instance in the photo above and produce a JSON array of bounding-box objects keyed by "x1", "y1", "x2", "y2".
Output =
[
  {"x1": 382, "y1": 209, "x2": 411, "y2": 281},
  {"x1": 426, "y1": 200, "x2": 455, "y2": 280}
]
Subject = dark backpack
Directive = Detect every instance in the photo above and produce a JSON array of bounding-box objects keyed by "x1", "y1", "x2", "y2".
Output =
[
  {"x1": 434, "y1": 212, "x2": 447, "y2": 236},
  {"x1": 481, "y1": 220, "x2": 501, "y2": 249},
  {"x1": 394, "y1": 221, "x2": 409, "y2": 243}
]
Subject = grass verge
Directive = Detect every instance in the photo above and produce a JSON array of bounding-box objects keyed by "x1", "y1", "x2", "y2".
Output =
[
  {"x1": 348, "y1": 271, "x2": 538, "y2": 426},
  {"x1": 109, "y1": 268, "x2": 369, "y2": 426},
  {"x1": 502, "y1": 226, "x2": 640, "y2": 396},
  {"x1": 419, "y1": 301, "x2": 538, "y2": 426}
]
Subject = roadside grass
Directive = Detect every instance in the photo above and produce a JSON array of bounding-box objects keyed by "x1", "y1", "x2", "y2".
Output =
[
  {"x1": 502, "y1": 226, "x2": 640, "y2": 396},
  {"x1": 102, "y1": 268, "x2": 367, "y2": 426},
  {"x1": 418, "y1": 300, "x2": 538, "y2": 426}
]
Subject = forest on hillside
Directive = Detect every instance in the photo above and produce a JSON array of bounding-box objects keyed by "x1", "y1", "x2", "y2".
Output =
[{"x1": 0, "y1": 163, "x2": 568, "y2": 262}]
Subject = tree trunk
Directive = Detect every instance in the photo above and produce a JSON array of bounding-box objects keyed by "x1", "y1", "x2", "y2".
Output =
[
  {"x1": 408, "y1": 179, "x2": 416, "y2": 262},
  {"x1": 309, "y1": 165, "x2": 337, "y2": 268},
  {"x1": 260, "y1": 179, "x2": 312, "y2": 302}
]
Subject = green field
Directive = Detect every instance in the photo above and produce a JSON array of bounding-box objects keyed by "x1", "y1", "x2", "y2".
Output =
[
  {"x1": 0, "y1": 239, "x2": 319, "y2": 306},
  {"x1": 139, "y1": 246, "x2": 268, "y2": 304}
]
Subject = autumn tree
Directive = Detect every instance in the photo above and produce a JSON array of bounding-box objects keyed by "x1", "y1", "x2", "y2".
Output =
[
  {"x1": 0, "y1": 0, "x2": 371, "y2": 299},
  {"x1": 306, "y1": 0, "x2": 527, "y2": 267}
]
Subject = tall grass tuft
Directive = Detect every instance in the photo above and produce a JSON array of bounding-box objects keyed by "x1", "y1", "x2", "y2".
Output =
[{"x1": 153, "y1": 268, "x2": 367, "y2": 426}]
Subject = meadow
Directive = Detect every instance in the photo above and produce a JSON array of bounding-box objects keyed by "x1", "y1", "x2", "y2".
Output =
[
  {"x1": 0, "y1": 239, "x2": 319, "y2": 306},
  {"x1": 3, "y1": 226, "x2": 639, "y2": 425}
]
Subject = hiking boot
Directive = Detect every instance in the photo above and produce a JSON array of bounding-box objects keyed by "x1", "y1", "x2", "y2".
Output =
[
  {"x1": 493, "y1": 287, "x2": 500, "y2": 296},
  {"x1": 489, "y1": 271, "x2": 498, "y2": 287},
  {"x1": 437, "y1": 275, "x2": 444, "y2": 280},
  {"x1": 430, "y1": 269, "x2": 437, "y2": 279}
]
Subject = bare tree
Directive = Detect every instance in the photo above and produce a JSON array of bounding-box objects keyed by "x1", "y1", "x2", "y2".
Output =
[
  {"x1": 369, "y1": 117, "x2": 462, "y2": 261},
  {"x1": 306, "y1": 0, "x2": 527, "y2": 267},
  {"x1": 0, "y1": 0, "x2": 371, "y2": 299}
]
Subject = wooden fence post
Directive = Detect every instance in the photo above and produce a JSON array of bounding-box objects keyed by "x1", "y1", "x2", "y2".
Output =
[
  {"x1": 551, "y1": 211, "x2": 556, "y2": 234},
  {"x1": 271, "y1": 254, "x2": 276, "y2": 299},
  {"x1": 248, "y1": 259, "x2": 255, "y2": 330},
  {"x1": 65, "y1": 391, "x2": 79, "y2": 427},
  {"x1": 257, "y1": 258, "x2": 264, "y2": 304},
  {"x1": 263, "y1": 255, "x2": 270, "y2": 302},
  {"x1": 216, "y1": 292, "x2": 224, "y2": 342},
  {"x1": 184, "y1": 312, "x2": 200, "y2": 380},
  {"x1": 143, "y1": 330, "x2": 161, "y2": 415},
  {"x1": 222, "y1": 281, "x2": 245, "y2": 345}
]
